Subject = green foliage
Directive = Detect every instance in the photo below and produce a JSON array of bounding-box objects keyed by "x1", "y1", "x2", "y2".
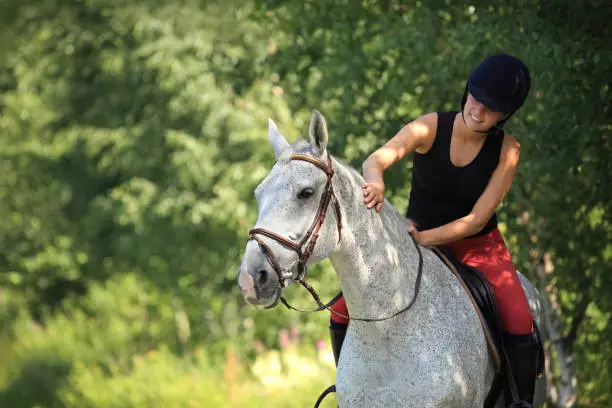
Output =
[
  {"x1": 0, "y1": 274, "x2": 336, "y2": 407},
  {"x1": 0, "y1": 0, "x2": 610, "y2": 406},
  {"x1": 0, "y1": 0, "x2": 337, "y2": 351}
]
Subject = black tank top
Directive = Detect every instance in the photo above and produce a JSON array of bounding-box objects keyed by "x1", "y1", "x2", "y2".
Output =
[{"x1": 406, "y1": 111, "x2": 504, "y2": 238}]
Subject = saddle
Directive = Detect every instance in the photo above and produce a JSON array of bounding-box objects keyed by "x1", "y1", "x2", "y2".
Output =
[{"x1": 431, "y1": 246, "x2": 545, "y2": 407}]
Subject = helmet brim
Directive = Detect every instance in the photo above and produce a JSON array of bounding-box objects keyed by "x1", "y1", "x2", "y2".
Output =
[{"x1": 468, "y1": 85, "x2": 510, "y2": 114}]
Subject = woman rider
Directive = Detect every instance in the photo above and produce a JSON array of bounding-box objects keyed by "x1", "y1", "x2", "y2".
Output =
[{"x1": 329, "y1": 53, "x2": 539, "y2": 406}]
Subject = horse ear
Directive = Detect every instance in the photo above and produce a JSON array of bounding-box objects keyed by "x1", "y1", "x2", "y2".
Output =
[
  {"x1": 309, "y1": 109, "x2": 328, "y2": 156},
  {"x1": 268, "y1": 118, "x2": 290, "y2": 158}
]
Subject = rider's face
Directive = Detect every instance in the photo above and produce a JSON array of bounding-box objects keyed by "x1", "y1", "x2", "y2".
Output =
[{"x1": 463, "y1": 93, "x2": 507, "y2": 131}]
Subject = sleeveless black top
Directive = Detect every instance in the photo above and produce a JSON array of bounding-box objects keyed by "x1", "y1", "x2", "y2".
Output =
[{"x1": 405, "y1": 111, "x2": 504, "y2": 238}]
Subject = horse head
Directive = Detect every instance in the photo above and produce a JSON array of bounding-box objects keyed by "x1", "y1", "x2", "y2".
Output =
[{"x1": 237, "y1": 110, "x2": 343, "y2": 308}]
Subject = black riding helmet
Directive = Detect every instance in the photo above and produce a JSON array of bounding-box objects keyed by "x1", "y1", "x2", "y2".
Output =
[{"x1": 461, "y1": 53, "x2": 532, "y2": 131}]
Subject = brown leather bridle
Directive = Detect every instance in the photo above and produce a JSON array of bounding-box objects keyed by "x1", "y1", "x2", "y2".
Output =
[
  {"x1": 248, "y1": 153, "x2": 343, "y2": 309},
  {"x1": 247, "y1": 152, "x2": 424, "y2": 322}
]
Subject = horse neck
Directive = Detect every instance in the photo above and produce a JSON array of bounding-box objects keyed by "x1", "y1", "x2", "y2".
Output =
[{"x1": 328, "y1": 156, "x2": 421, "y2": 319}]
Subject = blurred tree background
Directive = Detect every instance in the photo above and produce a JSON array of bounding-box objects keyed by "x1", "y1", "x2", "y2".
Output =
[{"x1": 0, "y1": 0, "x2": 609, "y2": 407}]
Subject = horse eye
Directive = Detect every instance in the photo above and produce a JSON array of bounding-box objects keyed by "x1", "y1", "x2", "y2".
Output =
[{"x1": 297, "y1": 188, "x2": 314, "y2": 199}]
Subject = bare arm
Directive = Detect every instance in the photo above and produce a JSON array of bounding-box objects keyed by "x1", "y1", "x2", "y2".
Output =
[
  {"x1": 417, "y1": 133, "x2": 521, "y2": 246},
  {"x1": 362, "y1": 112, "x2": 437, "y2": 211}
]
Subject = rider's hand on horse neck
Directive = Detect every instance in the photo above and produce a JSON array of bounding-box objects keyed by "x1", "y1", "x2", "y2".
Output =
[{"x1": 362, "y1": 181, "x2": 385, "y2": 212}]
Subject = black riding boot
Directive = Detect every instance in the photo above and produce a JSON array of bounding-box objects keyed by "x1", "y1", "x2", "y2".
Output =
[
  {"x1": 329, "y1": 320, "x2": 347, "y2": 367},
  {"x1": 504, "y1": 332, "x2": 539, "y2": 408}
]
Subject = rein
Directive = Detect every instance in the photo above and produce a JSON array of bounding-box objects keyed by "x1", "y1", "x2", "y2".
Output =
[
  {"x1": 282, "y1": 230, "x2": 423, "y2": 323},
  {"x1": 247, "y1": 152, "x2": 424, "y2": 322}
]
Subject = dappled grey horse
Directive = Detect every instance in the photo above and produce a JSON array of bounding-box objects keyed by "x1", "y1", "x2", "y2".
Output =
[{"x1": 237, "y1": 110, "x2": 546, "y2": 408}]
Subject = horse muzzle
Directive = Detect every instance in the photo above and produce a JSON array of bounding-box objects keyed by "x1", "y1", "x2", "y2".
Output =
[{"x1": 237, "y1": 244, "x2": 282, "y2": 308}]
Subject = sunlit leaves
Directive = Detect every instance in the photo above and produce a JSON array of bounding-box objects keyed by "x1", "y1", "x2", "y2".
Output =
[{"x1": 0, "y1": 0, "x2": 610, "y2": 404}]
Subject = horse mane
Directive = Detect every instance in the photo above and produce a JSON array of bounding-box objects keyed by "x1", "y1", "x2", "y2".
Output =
[{"x1": 331, "y1": 151, "x2": 409, "y2": 226}]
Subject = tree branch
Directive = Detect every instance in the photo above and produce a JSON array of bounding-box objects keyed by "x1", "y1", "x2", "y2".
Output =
[
  {"x1": 532, "y1": 246, "x2": 577, "y2": 408},
  {"x1": 562, "y1": 287, "x2": 590, "y2": 354}
]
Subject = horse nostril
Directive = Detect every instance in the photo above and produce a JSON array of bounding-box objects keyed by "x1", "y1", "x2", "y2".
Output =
[{"x1": 256, "y1": 269, "x2": 268, "y2": 286}]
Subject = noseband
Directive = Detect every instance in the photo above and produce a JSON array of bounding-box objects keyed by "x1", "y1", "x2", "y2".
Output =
[{"x1": 247, "y1": 153, "x2": 343, "y2": 308}]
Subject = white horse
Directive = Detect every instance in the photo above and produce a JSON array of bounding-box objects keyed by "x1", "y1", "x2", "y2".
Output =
[{"x1": 237, "y1": 110, "x2": 546, "y2": 408}]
